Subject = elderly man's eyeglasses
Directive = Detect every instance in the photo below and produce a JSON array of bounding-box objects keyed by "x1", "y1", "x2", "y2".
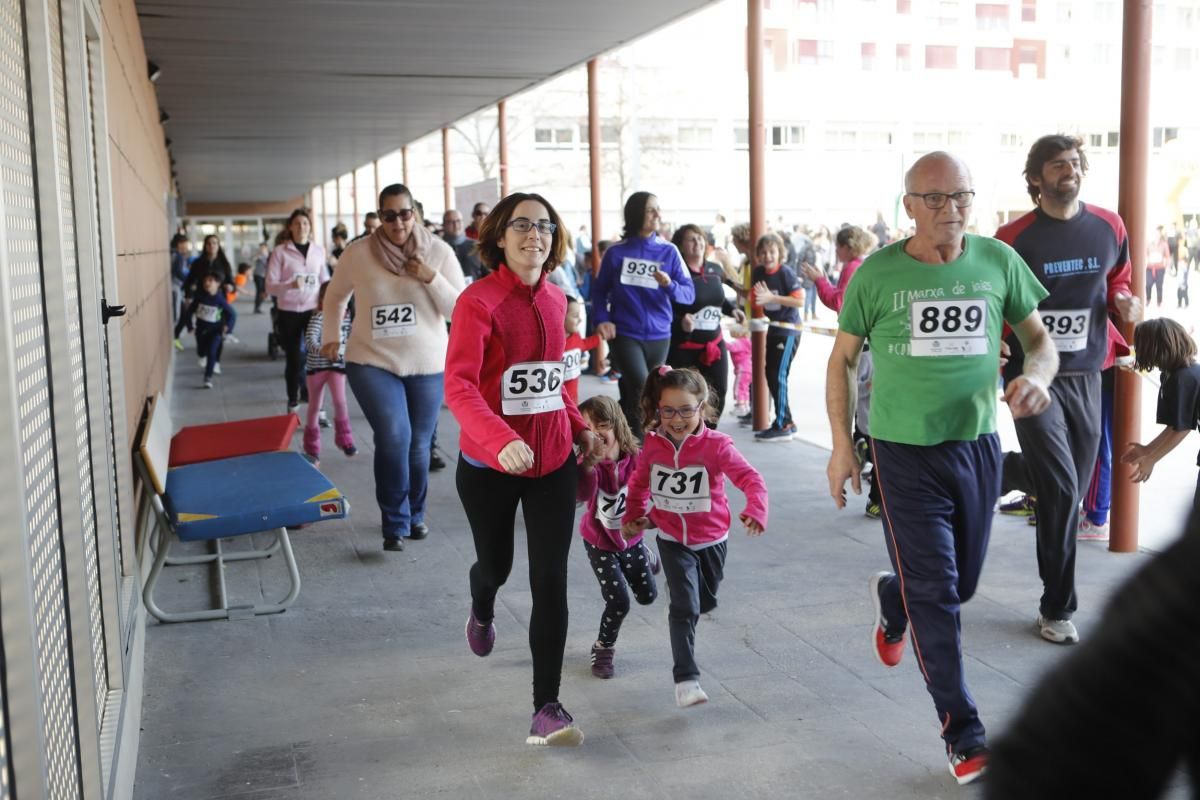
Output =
[
  {"x1": 378, "y1": 208, "x2": 414, "y2": 223},
  {"x1": 907, "y1": 191, "x2": 976, "y2": 210},
  {"x1": 507, "y1": 218, "x2": 557, "y2": 235}
]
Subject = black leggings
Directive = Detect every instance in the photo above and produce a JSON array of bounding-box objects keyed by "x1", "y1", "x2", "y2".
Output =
[
  {"x1": 765, "y1": 333, "x2": 800, "y2": 429},
  {"x1": 457, "y1": 454, "x2": 578, "y2": 710},
  {"x1": 276, "y1": 309, "x2": 312, "y2": 405},
  {"x1": 668, "y1": 340, "x2": 730, "y2": 425},
  {"x1": 608, "y1": 335, "x2": 670, "y2": 439},
  {"x1": 584, "y1": 540, "x2": 658, "y2": 647}
]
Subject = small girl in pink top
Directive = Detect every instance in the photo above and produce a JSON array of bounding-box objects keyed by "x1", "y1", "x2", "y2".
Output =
[
  {"x1": 724, "y1": 325, "x2": 752, "y2": 416},
  {"x1": 576, "y1": 395, "x2": 660, "y2": 680},
  {"x1": 621, "y1": 366, "x2": 768, "y2": 708}
]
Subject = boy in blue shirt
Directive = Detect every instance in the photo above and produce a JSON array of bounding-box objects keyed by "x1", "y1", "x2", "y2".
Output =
[{"x1": 174, "y1": 271, "x2": 236, "y2": 388}]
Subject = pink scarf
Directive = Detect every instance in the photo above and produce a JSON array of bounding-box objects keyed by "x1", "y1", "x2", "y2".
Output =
[{"x1": 370, "y1": 222, "x2": 433, "y2": 275}]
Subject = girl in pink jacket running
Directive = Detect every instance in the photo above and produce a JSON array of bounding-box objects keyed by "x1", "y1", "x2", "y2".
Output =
[
  {"x1": 621, "y1": 366, "x2": 768, "y2": 708},
  {"x1": 576, "y1": 395, "x2": 660, "y2": 680}
]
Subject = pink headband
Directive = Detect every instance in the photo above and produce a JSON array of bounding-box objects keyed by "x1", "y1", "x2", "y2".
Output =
[{"x1": 657, "y1": 365, "x2": 673, "y2": 376}]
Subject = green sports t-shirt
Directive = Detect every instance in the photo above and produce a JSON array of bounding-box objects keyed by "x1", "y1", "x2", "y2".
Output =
[{"x1": 838, "y1": 234, "x2": 1049, "y2": 446}]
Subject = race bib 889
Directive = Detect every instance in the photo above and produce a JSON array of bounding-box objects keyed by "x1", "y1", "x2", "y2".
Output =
[{"x1": 909, "y1": 299, "x2": 988, "y2": 357}]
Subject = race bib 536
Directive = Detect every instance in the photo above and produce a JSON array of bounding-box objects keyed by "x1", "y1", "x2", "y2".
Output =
[{"x1": 501, "y1": 361, "x2": 565, "y2": 415}]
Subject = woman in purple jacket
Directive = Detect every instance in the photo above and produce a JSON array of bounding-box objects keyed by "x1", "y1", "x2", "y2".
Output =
[{"x1": 591, "y1": 192, "x2": 695, "y2": 438}]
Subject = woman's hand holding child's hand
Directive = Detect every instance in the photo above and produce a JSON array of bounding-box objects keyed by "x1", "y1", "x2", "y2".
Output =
[{"x1": 621, "y1": 516, "x2": 651, "y2": 540}]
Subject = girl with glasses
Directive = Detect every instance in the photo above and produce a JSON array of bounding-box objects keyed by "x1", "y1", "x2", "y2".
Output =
[{"x1": 621, "y1": 366, "x2": 768, "y2": 708}]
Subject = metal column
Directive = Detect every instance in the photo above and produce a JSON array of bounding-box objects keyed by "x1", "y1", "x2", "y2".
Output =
[
  {"x1": 335, "y1": 175, "x2": 342, "y2": 235},
  {"x1": 442, "y1": 127, "x2": 452, "y2": 213},
  {"x1": 351, "y1": 168, "x2": 359, "y2": 232},
  {"x1": 498, "y1": 100, "x2": 510, "y2": 198},
  {"x1": 1110, "y1": 0, "x2": 1153, "y2": 552},
  {"x1": 748, "y1": 0, "x2": 769, "y2": 431},
  {"x1": 402, "y1": 145, "x2": 409, "y2": 186}
]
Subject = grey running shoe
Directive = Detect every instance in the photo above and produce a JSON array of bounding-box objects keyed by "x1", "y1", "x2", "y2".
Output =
[{"x1": 1036, "y1": 614, "x2": 1079, "y2": 644}]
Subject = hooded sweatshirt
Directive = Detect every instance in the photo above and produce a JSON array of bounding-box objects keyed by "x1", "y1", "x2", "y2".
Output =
[{"x1": 577, "y1": 451, "x2": 643, "y2": 551}]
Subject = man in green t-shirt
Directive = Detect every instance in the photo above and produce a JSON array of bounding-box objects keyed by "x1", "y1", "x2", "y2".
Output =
[{"x1": 824, "y1": 151, "x2": 1059, "y2": 786}]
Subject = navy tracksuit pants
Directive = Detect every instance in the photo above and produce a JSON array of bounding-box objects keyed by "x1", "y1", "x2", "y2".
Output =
[{"x1": 872, "y1": 433, "x2": 1001, "y2": 755}]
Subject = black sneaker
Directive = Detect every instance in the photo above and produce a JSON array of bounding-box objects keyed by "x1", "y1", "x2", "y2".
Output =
[
  {"x1": 737, "y1": 412, "x2": 753, "y2": 427},
  {"x1": 409, "y1": 522, "x2": 429, "y2": 540},
  {"x1": 383, "y1": 537, "x2": 404, "y2": 552},
  {"x1": 754, "y1": 424, "x2": 796, "y2": 443},
  {"x1": 429, "y1": 449, "x2": 446, "y2": 472}
]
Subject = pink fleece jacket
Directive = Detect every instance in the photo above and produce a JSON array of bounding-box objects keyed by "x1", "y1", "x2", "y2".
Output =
[
  {"x1": 623, "y1": 426, "x2": 768, "y2": 549},
  {"x1": 577, "y1": 451, "x2": 643, "y2": 552}
]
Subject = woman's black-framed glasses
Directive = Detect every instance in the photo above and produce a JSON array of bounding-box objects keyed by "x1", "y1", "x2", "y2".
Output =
[
  {"x1": 507, "y1": 218, "x2": 557, "y2": 235},
  {"x1": 378, "y1": 208, "x2": 415, "y2": 223},
  {"x1": 907, "y1": 191, "x2": 975, "y2": 210},
  {"x1": 659, "y1": 405, "x2": 699, "y2": 419}
]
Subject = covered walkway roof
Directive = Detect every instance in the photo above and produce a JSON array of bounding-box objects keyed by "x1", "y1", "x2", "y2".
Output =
[{"x1": 136, "y1": 0, "x2": 718, "y2": 203}]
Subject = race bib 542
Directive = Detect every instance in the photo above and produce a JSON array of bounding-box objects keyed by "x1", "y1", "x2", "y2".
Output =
[{"x1": 372, "y1": 304, "x2": 416, "y2": 339}]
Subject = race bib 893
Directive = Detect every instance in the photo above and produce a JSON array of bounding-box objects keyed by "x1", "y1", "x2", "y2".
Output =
[{"x1": 1040, "y1": 308, "x2": 1090, "y2": 353}]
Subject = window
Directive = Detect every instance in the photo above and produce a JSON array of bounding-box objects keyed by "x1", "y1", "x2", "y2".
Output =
[
  {"x1": 896, "y1": 43, "x2": 912, "y2": 70},
  {"x1": 734, "y1": 125, "x2": 750, "y2": 149},
  {"x1": 1088, "y1": 133, "x2": 1103, "y2": 148},
  {"x1": 1000, "y1": 132, "x2": 1023, "y2": 147},
  {"x1": 976, "y1": 46, "x2": 1011, "y2": 70},
  {"x1": 914, "y1": 131, "x2": 946, "y2": 149},
  {"x1": 534, "y1": 127, "x2": 575, "y2": 149},
  {"x1": 771, "y1": 124, "x2": 805, "y2": 148},
  {"x1": 936, "y1": 0, "x2": 959, "y2": 25},
  {"x1": 1153, "y1": 127, "x2": 1180, "y2": 147},
  {"x1": 1179, "y1": 4, "x2": 1196, "y2": 27},
  {"x1": 678, "y1": 125, "x2": 714, "y2": 148},
  {"x1": 925, "y1": 45, "x2": 958, "y2": 69},
  {"x1": 1177, "y1": 47, "x2": 1193, "y2": 70},
  {"x1": 860, "y1": 130, "x2": 894, "y2": 147},
  {"x1": 1021, "y1": 0, "x2": 1036, "y2": 20},
  {"x1": 825, "y1": 129, "x2": 857, "y2": 149},
  {"x1": 861, "y1": 42, "x2": 877, "y2": 70},
  {"x1": 897, "y1": 0, "x2": 911, "y2": 12},
  {"x1": 1056, "y1": 1, "x2": 1072, "y2": 21},
  {"x1": 976, "y1": 3, "x2": 1009, "y2": 30},
  {"x1": 1096, "y1": 1, "x2": 1116, "y2": 22},
  {"x1": 1093, "y1": 43, "x2": 1115, "y2": 65},
  {"x1": 794, "y1": 38, "x2": 833, "y2": 65},
  {"x1": 1153, "y1": 45, "x2": 1166, "y2": 66},
  {"x1": 947, "y1": 130, "x2": 971, "y2": 147},
  {"x1": 1107, "y1": 130, "x2": 1120, "y2": 147},
  {"x1": 577, "y1": 123, "x2": 620, "y2": 147}
]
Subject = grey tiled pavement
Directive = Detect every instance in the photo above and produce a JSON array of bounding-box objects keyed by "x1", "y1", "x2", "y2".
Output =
[{"x1": 136, "y1": 304, "x2": 1187, "y2": 799}]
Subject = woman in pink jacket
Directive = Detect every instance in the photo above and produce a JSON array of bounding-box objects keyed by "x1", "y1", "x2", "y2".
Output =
[
  {"x1": 621, "y1": 366, "x2": 768, "y2": 709},
  {"x1": 266, "y1": 208, "x2": 329, "y2": 412},
  {"x1": 799, "y1": 224, "x2": 877, "y2": 313}
]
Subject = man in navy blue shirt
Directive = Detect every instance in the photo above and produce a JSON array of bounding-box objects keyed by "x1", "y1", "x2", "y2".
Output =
[{"x1": 995, "y1": 134, "x2": 1142, "y2": 645}]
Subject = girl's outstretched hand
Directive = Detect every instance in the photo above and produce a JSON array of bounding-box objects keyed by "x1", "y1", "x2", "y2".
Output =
[
  {"x1": 740, "y1": 513, "x2": 764, "y2": 536},
  {"x1": 621, "y1": 516, "x2": 651, "y2": 540}
]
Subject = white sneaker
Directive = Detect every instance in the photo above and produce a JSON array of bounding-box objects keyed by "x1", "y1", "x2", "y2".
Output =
[
  {"x1": 1078, "y1": 517, "x2": 1109, "y2": 542},
  {"x1": 198, "y1": 357, "x2": 206, "y2": 369},
  {"x1": 212, "y1": 362, "x2": 222, "y2": 375},
  {"x1": 1036, "y1": 614, "x2": 1079, "y2": 644},
  {"x1": 674, "y1": 680, "x2": 709, "y2": 708}
]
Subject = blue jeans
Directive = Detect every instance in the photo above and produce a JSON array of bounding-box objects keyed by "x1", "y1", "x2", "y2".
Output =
[{"x1": 346, "y1": 364, "x2": 443, "y2": 539}]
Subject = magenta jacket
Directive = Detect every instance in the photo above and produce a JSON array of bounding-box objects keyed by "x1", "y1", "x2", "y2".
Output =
[
  {"x1": 623, "y1": 426, "x2": 768, "y2": 548},
  {"x1": 814, "y1": 256, "x2": 864, "y2": 313},
  {"x1": 577, "y1": 451, "x2": 643, "y2": 552}
]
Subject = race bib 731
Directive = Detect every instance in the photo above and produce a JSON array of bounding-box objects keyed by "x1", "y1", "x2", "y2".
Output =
[{"x1": 649, "y1": 464, "x2": 711, "y2": 514}]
